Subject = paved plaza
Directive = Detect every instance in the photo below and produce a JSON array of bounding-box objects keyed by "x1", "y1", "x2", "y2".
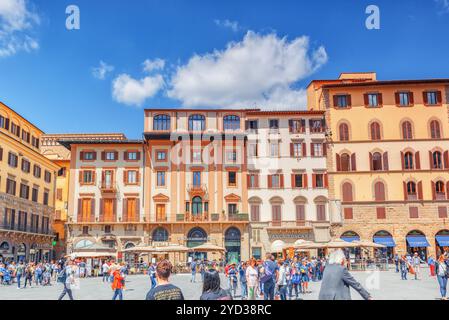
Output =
[{"x1": 0, "y1": 266, "x2": 443, "y2": 300}]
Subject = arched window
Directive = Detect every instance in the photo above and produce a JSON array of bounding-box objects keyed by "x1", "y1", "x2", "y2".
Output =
[
  {"x1": 374, "y1": 181, "x2": 385, "y2": 201},
  {"x1": 192, "y1": 196, "x2": 203, "y2": 216},
  {"x1": 370, "y1": 122, "x2": 381, "y2": 140},
  {"x1": 402, "y1": 121, "x2": 413, "y2": 140},
  {"x1": 407, "y1": 181, "x2": 417, "y2": 197},
  {"x1": 430, "y1": 120, "x2": 441, "y2": 139},
  {"x1": 432, "y1": 151, "x2": 443, "y2": 169},
  {"x1": 223, "y1": 115, "x2": 240, "y2": 131},
  {"x1": 340, "y1": 153, "x2": 351, "y2": 172},
  {"x1": 372, "y1": 152, "x2": 383, "y2": 171},
  {"x1": 152, "y1": 227, "x2": 169, "y2": 242},
  {"x1": 342, "y1": 182, "x2": 353, "y2": 202},
  {"x1": 153, "y1": 114, "x2": 171, "y2": 131},
  {"x1": 189, "y1": 114, "x2": 205, "y2": 131},
  {"x1": 339, "y1": 123, "x2": 349, "y2": 141},
  {"x1": 404, "y1": 152, "x2": 414, "y2": 170},
  {"x1": 435, "y1": 181, "x2": 445, "y2": 195}
]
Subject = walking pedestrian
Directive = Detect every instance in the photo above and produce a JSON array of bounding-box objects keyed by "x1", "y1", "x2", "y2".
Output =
[
  {"x1": 435, "y1": 254, "x2": 449, "y2": 300},
  {"x1": 399, "y1": 255, "x2": 409, "y2": 280},
  {"x1": 102, "y1": 260, "x2": 110, "y2": 283},
  {"x1": 246, "y1": 259, "x2": 258, "y2": 300},
  {"x1": 58, "y1": 260, "x2": 75, "y2": 300},
  {"x1": 428, "y1": 255, "x2": 436, "y2": 277},
  {"x1": 394, "y1": 254, "x2": 400, "y2": 273},
  {"x1": 319, "y1": 249, "x2": 372, "y2": 300},
  {"x1": 228, "y1": 263, "x2": 238, "y2": 298},
  {"x1": 190, "y1": 259, "x2": 197, "y2": 283},
  {"x1": 238, "y1": 262, "x2": 248, "y2": 300},
  {"x1": 412, "y1": 252, "x2": 425, "y2": 280},
  {"x1": 15, "y1": 261, "x2": 24, "y2": 289},
  {"x1": 277, "y1": 261, "x2": 289, "y2": 300},
  {"x1": 111, "y1": 266, "x2": 125, "y2": 300},
  {"x1": 259, "y1": 253, "x2": 279, "y2": 300}
]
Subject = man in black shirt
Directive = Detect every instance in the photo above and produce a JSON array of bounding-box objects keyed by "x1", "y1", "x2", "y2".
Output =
[{"x1": 146, "y1": 260, "x2": 184, "y2": 300}]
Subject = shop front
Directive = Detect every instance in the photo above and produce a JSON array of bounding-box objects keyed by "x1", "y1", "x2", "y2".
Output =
[
  {"x1": 435, "y1": 230, "x2": 449, "y2": 257},
  {"x1": 406, "y1": 230, "x2": 430, "y2": 260},
  {"x1": 186, "y1": 227, "x2": 208, "y2": 261},
  {"x1": 373, "y1": 230, "x2": 396, "y2": 262},
  {"x1": 340, "y1": 231, "x2": 361, "y2": 261},
  {"x1": 267, "y1": 228, "x2": 314, "y2": 259},
  {"x1": 224, "y1": 227, "x2": 241, "y2": 264}
]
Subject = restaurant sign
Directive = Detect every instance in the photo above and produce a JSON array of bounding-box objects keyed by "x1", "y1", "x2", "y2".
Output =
[{"x1": 268, "y1": 229, "x2": 313, "y2": 241}]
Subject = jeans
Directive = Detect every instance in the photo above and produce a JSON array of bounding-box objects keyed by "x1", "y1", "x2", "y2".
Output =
[
  {"x1": 437, "y1": 276, "x2": 448, "y2": 298},
  {"x1": 151, "y1": 276, "x2": 157, "y2": 289},
  {"x1": 291, "y1": 283, "x2": 300, "y2": 299},
  {"x1": 58, "y1": 283, "x2": 74, "y2": 300},
  {"x1": 16, "y1": 274, "x2": 22, "y2": 288},
  {"x1": 24, "y1": 277, "x2": 32, "y2": 288},
  {"x1": 278, "y1": 285, "x2": 287, "y2": 300},
  {"x1": 102, "y1": 273, "x2": 109, "y2": 282},
  {"x1": 112, "y1": 289, "x2": 123, "y2": 300},
  {"x1": 263, "y1": 280, "x2": 275, "y2": 300},
  {"x1": 240, "y1": 281, "x2": 247, "y2": 299},
  {"x1": 395, "y1": 262, "x2": 399, "y2": 273},
  {"x1": 191, "y1": 272, "x2": 196, "y2": 282},
  {"x1": 401, "y1": 269, "x2": 407, "y2": 280}
]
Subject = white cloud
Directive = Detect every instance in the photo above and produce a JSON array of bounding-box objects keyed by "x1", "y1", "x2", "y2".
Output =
[
  {"x1": 112, "y1": 74, "x2": 164, "y2": 107},
  {"x1": 92, "y1": 61, "x2": 115, "y2": 80},
  {"x1": 214, "y1": 19, "x2": 240, "y2": 32},
  {"x1": 168, "y1": 31, "x2": 327, "y2": 109},
  {"x1": 143, "y1": 58, "x2": 165, "y2": 73},
  {"x1": 435, "y1": 0, "x2": 449, "y2": 12},
  {"x1": 0, "y1": 0, "x2": 40, "y2": 57}
]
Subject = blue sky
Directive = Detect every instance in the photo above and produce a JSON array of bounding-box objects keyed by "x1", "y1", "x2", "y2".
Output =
[{"x1": 0, "y1": 0, "x2": 449, "y2": 138}]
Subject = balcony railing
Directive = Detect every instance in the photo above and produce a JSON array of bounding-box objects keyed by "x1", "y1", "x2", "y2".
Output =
[
  {"x1": 187, "y1": 184, "x2": 208, "y2": 194},
  {"x1": 0, "y1": 224, "x2": 54, "y2": 235},
  {"x1": 100, "y1": 181, "x2": 117, "y2": 193}
]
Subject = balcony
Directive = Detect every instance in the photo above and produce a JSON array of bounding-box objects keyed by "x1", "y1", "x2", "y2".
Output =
[
  {"x1": 228, "y1": 213, "x2": 249, "y2": 221},
  {"x1": 0, "y1": 224, "x2": 54, "y2": 236},
  {"x1": 187, "y1": 184, "x2": 208, "y2": 196},
  {"x1": 100, "y1": 181, "x2": 116, "y2": 193}
]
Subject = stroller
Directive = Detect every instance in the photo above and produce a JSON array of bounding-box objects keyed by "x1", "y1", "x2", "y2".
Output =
[{"x1": 2, "y1": 269, "x2": 12, "y2": 285}]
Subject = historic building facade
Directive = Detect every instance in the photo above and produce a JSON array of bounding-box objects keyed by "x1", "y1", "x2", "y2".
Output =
[
  {"x1": 0, "y1": 102, "x2": 59, "y2": 262},
  {"x1": 244, "y1": 110, "x2": 340, "y2": 259},
  {"x1": 144, "y1": 109, "x2": 251, "y2": 262},
  {"x1": 308, "y1": 72, "x2": 449, "y2": 259}
]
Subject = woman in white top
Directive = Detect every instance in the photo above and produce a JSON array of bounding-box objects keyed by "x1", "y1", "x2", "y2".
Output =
[
  {"x1": 246, "y1": 259, "x2": 259, "y2": 300},
  {"x1": 435, "y1": 254, "x2": 449, "y2": 300}
]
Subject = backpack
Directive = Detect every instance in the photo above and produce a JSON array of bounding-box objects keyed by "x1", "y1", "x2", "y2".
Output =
[{"x1": 259, "y1": 261, "x2": 274, "y2": 283}]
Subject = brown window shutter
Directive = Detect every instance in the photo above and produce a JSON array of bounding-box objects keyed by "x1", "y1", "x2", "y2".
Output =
[
  {"x1": 136, "y1": 152, "x2": 141, "y2": 161},
  {"x1": 99, "y1": 199, "x2": 104, "y2": 222},
  {"x1": 0, "y1": 147, "x2": 3, "y2": 161},
  {"x1": 403, "y1": 181, "x2": 408, "y2": 201},
  {"x1": 333, "y1": 95, "x2": 338, "y2": 107},
  {"x1": 363, "y1": 94, "x2": 369, "y2": 106},
  {"x1": 369, "y1": 152, "x2": 373, "y2": 171},
  {"x1": 267, "y1": 175, "x2": 272, "y2": 188},
  {"x1": 347, "y1": 95, "x2": 352, "y2": 107},
  {"x1": 92, "y1": 171, "x2": 96, "y2": 184},
  {"x1": 136, "y1": 198, "x2": 140, "y2": 222},
  {"x1": 5, "y1": 118, "x2": 9, "y2": 130},
  {"x1": 80, "y1": 152, "x2": 84, "y2": 160},
  {"x1": 79, "y1": 171, "x2": 83, "y2": 184},
  {"x1": 280, "y1": 174, "x2": 284, "y2": 188},
  {"x1": 291, "y1": 174, "x2": 295, "y2": 188},
  {"x1": 415, "y1": 151, "x2": 420, "y2": 169},
  {"x1": 301, "y1": 119, "x2": 306, "y2": 133},
  {"x1": 255, "y1": 174, "x2": 259, "y2": 188},
  {"x1": 418, "y1": 181, "x2": 423, "y2": 200},
  {"x1": 432, "y1": 181, "x2": 436, "y2": 200},
  {"x1": 383, "y1": 152, "x2": 389, "y2": 171},
  {"x1": 395, "y1": 92, "x2": 400, "y2": 105},
  {"x1": 102, "y1": 171, "x2": 105, "y2": 185},
  {"x1": 336, "y1": 154, "x2": 341, "y2": 171},
  {"x1": 324, "y1": 174, "x2": 329, "y2": 188},
  {"x1": 92, "y1": 152, "x2": 97, "y2": 160},
  {"x1": 122, "y1": 198, "x2": 128, "y2": 222},
  {"x1": 247, "y1": 175, "x2": 251, "y2": 188},
  {"x1": 310, "y1": 143, "x2": 315, "y2": 157},
  {"x1": 101, "y1": 152, "x2": 105, "y2": 161},
  {"x1": 409, "y1": 207, "x2": 419, "y2": 219},
  {"x1": 344, "y1": 208, "x2": 353, "y2": 220},
  {"x1": 312, "y1": 174, "x2": 316, "y2": 188},
  {"x1": 439, "y1": 206, "x2": 448, "y2": 218},
  {"x1": 123, "y1": 170, "x2": 128, "y2": 184},
  {"x1": 423, "y1": 92, "x2": 428, "y2": 105},
  {"x1": 288, "y1": 120, "x2": 293, "y2": 133},
  {"x1": 124, "y1": 152, "x2": 128, "y2": 161},
  {"x1": 378, "y1": 93, "x2": 383, "y2": 105},
  {"x1": 303, "y1": 174, "x2": 308, "y2": 188},
  {"x1": 444, "y1": 151, "x2": 449, "y2": 169},
  {"x1": 400, "y1": 152, "x2": 405, "y2": 170},
  {"x1": 90, "y1": 199, "x2": 95, "y2": 222},
  {"x1": 114, "y1": 151, "x2": 119, "y2": 160},
  {"x1": 429, "y1": 151, "x2": 434, "y2": 169},
  {"x1": 77, "y1": 199, "x2": 82, "y2": 221},
  {"x1": 437, "y1": 91, "x2": 442, "y2": 104},
  {"x1": 290, "y1": 143, "x2": 294, "y2": 157},
  {"x1": 350, "y1": 153, "x2": 356, "y2": 171},
  {"x1": 376, "y1": 207, "x2": 386, "y2": 219},
  {"x1": 302, "y1": 143, "x2": 307, "y2": 157},
  {"x1": 322, "y1": 143, "x2": 327, "y2": 156},
  {"x1": 447, "y1": 182, "x2": 449, "y2": 200},
  {"x1": 409, "y1": 92, "x2": 414, "y2": 105}
]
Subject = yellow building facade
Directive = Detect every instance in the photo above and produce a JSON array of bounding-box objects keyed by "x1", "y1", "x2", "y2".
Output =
[
  {"x1": 308, "y1": 73, "x2": 449, "y2": 259},
  {"x1": 0, "y1": 102, "x2": 59, "y2": 262}
]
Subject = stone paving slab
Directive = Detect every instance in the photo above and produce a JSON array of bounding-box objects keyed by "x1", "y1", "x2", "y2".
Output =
[{"x1": 0, "y1": 268, "x2": 443, "y2": 300}]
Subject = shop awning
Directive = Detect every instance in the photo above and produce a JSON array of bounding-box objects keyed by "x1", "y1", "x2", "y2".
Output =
[
  {"x1": 406, "y1": 236, "x2": 430, "y2": 248},
  {"x1": 341, "y1": 236, "x2": 360, "y2": 243},
  {"x1": 373, "y1": 236, "x2": 396, "y2": 247},
  {"x1": 436, "y1": 235, "x2": 449, "y2": 247}
]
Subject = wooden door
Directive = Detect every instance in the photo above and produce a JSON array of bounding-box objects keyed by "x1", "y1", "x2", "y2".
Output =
[{"x1": 156, "y1": 204, "x2": 166, "y2": 221}]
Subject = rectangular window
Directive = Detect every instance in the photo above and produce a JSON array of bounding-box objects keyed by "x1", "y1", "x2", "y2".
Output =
[
  {"x1": 246, "y1": 120, "x2": 258, "y2": 133},
  {"x1": 335, "y1": 95, "x2": 349, "y2": 108},
  {"x1": 376, "y1": 207, "x2": 386, "y2": 219},
  {"x1": 228, "y1": 171, "x2": 237, "y2": 186},
  {"x1": 289, "y1": 119, "x2": 304, "y2": 133},
  {"x1": 311, "y1": 143, "x2": 323, "y2": 157},
  {"x1": 192, "y1": 150, "x2": 202, "y2": 163},
  {"x1": 127, "y1": 170, "x2": 138, "y2": 184},
  {"x1": 32, "y1": 188, "x2": 38, "y2": 202},
  {"x1": 271, "y1": 174, "x2": 280, "y2": 188},
  {"x1": 317, "y1": 204, "x2": 326, "y2": 221},
  {"x1": 19, "y1": 184, "x2": 29, "y2": 199},
  {"x1": 10, "y1": 122, "x2": 20, "y2": 137},
  {"x1": 269, "y1": 119, "x2": 279, "y2": 130},
  {"x1": 33, "y1": 165, "x2": 41, "y2": 178},
  {"x1": 126, "y1": 152, "x2": 138, "y2": 160},
  {"x1": 157, "y1": 171, "x2": 165, "y2": 187},
  {"x1": 0, "y1": 115, "x2": 4, "y2": 128},
  {"x1": 315, "y1": 174, "x2": 324, "y2": 188},
  {"x1": 250, "y1": 205, "x2": 260, "y2": 221},
  {"x1": 293, "y1": 174, "x2": 303, "y2": 188},
  {"x1": 21, "y1": 159, "x2": 30, "y2": 173},
  {"x1": 270, "y1": 142, "x2": 279, "y2": 157},
  {"x1": 193, "y1": 171, "x2": 201, "y2": 186},
  {"x1": 248, "y1": 174, "x2": 258, "y2": 188},
  {"x1": 292, "y1": 143, "x2": 302, "y2": 157},
  {"x1": 156, "y1": 151, "x2": 167, "y2": 161},
  {"x1": 309, "y1": 119, "x2": 324, "y2": 133},
  {"x1": 43, "y1": 190, "x2": 49, "y2": 206},
  {"x1": 296, "y1": 204, "x2": 305, "y2": 221},
  {"x1": 8, "y1": 152, "x2": 18, "y2": 167},
  {"x1": 6, "y1": 179, "x2": 16, "y2": 196},
  {"x1": 185, "y1": 202, "x2": 190, "y2": 213},
  {"x1": 426, "y1": 91, "x2": 438, "y2": 105},
  {"x1": 344, "y1": 207, "x2": 353, "y2": 220},
  {"x1": 82, "y1": 170, "x2": 94, "y2": 184},
  {"x1": 226, "y1": 150, "x2": 237, "y2": 162},
  {"x1": 367, "y1": 93, "x2": 379, "y2": 107},
  {"x1": 409, "y1": 206, "x2": 419, "y2": 219},
  {"x1": 228, "y1": 203, "x2": 238, "y2": 214},
  {"x1": 44, "y1": 170, "x2": 52, "y2": 183},
  {"x1": 105, "y1": 152, "x2": 116, "y2": 161},
  {"x1": 21, "y1": 130, "x2": 30, "y2": 143},
  {"x1": 56, "y1": 188, "x2": 63, "y2": 201},
  {"x1": 31, "y1": 136, "x2": 39, "y2": 149},
  {"x1": 83, "y1": 152, "x2": 95, "y2": 161},
  {"x1": 438, "y1": 206, "x2": 448, "y2": 218},
  {"x1": 252, "y1": 247, "x2": 262, "y2": 260},
  {"x1": 399, "y1": 92, "x2": 410, "y2": 106},
  {"x1": 248, "y1": 143, "x2": 258, "y2": 157}
]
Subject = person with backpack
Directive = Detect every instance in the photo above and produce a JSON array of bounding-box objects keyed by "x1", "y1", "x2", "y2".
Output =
[
  {"x1": 435, "y1": 254, "x2": 449, "y2": 300},
  {"x1": 111, "y1": 266, "x2": 125, "y2": 300},
  {"x1": 238, "y1": 262, "x2": 248, "y2": 300},
  {"x1": 23, "y1": 263, "x2": 34, "y2": 288},
  {"x1": 290, "y1": 266, "x2": 302, "y2": 300},
  {"x1": 277, "y1": 261, "x2": 289, "y2": 300},
  {"x1": 200, "y1": 269, "x2": 233, "y2": 300},
  {"x1": 259, "y1": 253, "x2": 279, "y2": 300},
  {"x1": 15, "y1": 261, "x2": 25, "y2": 289},
  {"x1": 190, "y1": 259, "x2": 197, "y2": 283}
]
